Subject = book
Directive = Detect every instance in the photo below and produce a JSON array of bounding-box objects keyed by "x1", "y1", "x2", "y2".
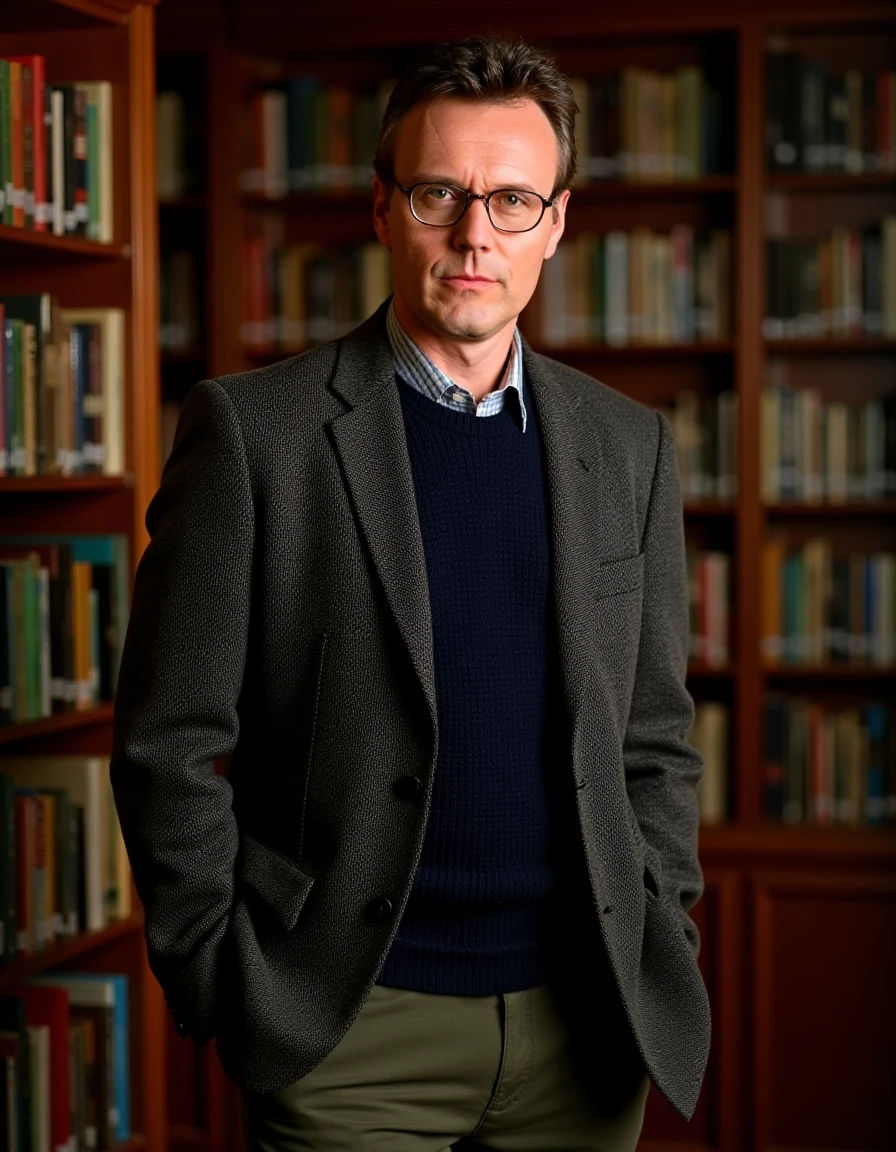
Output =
[
  {"x1": 0, "y1": 757, "x2": 110, "y2": 933},
  {"x1": 6, "y1": 985, "x2": 69, "y2": 1152}
]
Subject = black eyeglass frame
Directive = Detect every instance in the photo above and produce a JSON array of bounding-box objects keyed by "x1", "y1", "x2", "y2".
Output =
[{"x1": 394, "y1": 181, "x2": 556, "y2": 234}]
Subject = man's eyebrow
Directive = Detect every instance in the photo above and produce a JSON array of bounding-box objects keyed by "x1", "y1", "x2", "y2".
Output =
[{"x1": 407, "y1": 173, "x2": 543, "y2": 194}]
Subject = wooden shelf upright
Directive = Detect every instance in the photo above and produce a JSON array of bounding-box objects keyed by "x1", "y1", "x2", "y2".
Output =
[{"x1": 0, "y1": 1, "x2": 165, "y2": 1148}]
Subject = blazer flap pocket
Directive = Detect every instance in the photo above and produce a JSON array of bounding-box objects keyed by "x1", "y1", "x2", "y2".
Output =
[
  {"x1": 238, "y1": 830, "x2": 315, "y2": 931},
  {"x1": 593, "y1": 552, "x2": 645, "y2": 601}
]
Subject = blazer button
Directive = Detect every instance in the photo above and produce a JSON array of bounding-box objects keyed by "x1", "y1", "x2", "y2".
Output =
[
  {"x1": 392, "y1": 775, "x2": 423, "y2": 802},
  {"x1": 366, "y1": 896, "x2": 394, "y2": 923}
]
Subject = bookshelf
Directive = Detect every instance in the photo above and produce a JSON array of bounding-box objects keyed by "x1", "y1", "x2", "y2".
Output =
[
  {"x1": 0, "y1": 1, "x2": 165, "y2": 1149},
  {"x1": 153, "y1": 2, "x2": 896, "y2": 1150}
]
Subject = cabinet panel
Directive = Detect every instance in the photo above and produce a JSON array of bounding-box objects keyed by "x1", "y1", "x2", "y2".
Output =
[{"x1": 753, "y1": 871, "x2": 896, "y2": 1151}]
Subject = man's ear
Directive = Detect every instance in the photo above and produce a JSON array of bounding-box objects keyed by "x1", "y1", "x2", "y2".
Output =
[
  {"x1": 372, "y1": 176, "x2": 393, "y2": 249},
  {"x1": 543, "y1": 188, "x2": 570, "y2": 260}
]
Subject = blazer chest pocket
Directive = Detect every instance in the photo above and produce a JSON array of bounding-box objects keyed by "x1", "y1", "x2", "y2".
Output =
[
  {"x1": 237, "y1": 830, "x2": 315, "y2": 931},
  {"x1": 593, "y1": 552, "x2": 645, "y2": 601}
]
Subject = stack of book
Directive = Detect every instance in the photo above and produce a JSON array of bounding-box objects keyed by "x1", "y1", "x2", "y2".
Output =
[
  {"x1": 0, "y1": 56, "x2": 113, "y2": 241},
  {"x1": 570, "y1": 65, "x2": 725, "y2": 183},
  {"x1": 0, "y1": 296, "x2": 125, "y2": 479},
  {"x1": 766, "y1": 45, "x2": 896, "y2": 175},
  {"x1": 526, "y1": 227, "x2": 732, "y2": 347},
  {"x1": 241, "y1": 237, "x2": 392, "y2": 350},
  {"x1": 761, "y1": 540, "x2": 895, "y2": 667},
  {"x1": 240, "y1": 76, "x2": 392, "y2": 196},
  {"x1": 0, "y1": 534, "x2": 129, "y2": 725},
  {"x1": 763, "y1": 697, "x2": 895, "y2": 824},
  {"x1": 764, "y1": 217, "x2": 896, "y2": 340},
  {"x1": 690, "y1": 701, "x2": 730, "y2": 825},
  {"x1": 760, "y1": 386, "x2": 896, "y2": 503},
  {"x1": 662, "y1": 388, "x2": 738, "y2": 502},
  {"x1": 0, "y1": 755, "x2": 130, "y2": 960},
  {"x1": 0, "y1": 972, "x2": 130, "y2": 1152}
]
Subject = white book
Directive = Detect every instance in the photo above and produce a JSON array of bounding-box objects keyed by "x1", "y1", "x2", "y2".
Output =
[
  {"x1": 262, "y1": 90, "x2": 288, "y2": 199},
  {"x1": 58, "y1": 308, "x2": 125, "y2": 476},
  {"x1": 692, "y1": 702, "x2": 729, "y2": 825},
  {"x1": 0, "y1": 755, "x2": 108, "y2": 931},
  {"x1": 156, "y1": 90, "x2": 184, "y2": 202},
  {"x1": 51, "y1": 89, "x2": 65, "y2": 235}
]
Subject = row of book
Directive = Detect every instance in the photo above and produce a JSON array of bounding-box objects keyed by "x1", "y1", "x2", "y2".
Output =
[
  {"x1": 569, "y1": 66, "x2": 725, "y2": 183},
  {"x1": 0, "y1": 972, "x2": 130, "y2": 1152},
  {"x1": 159, "y1": 249, "x2": 200, "y2": 354},
  {"x1": 686, "y1": 549, "x2": 730, "y2": 669},
  {"x1": 766, "y1": 48, "x2": 896, "y2": 176},
  {"x1": 241, "y1": 237, "x2": 392, "y2": 350},
  {"x1": 0, "y1": 755, "x2": 130, "y2": 960},
  {"x1": 763, "y1": 698, "x2": 895, "y2": 825},
  {"x1": 527, "y1": 227, "x2": 733, "y2": 347},
  {"x1": 761, "y1": 543, "x2": 895, "y2": 668},
  {"x1": 0, "y1": 536, "x2": 129, "y2": 726},
  {"x1": 763, "y1": 219, "x2": 896, "y2": 341},
  {"x1": 241, "y1": 77, "x2": 389, "y2": 197},
  {"x1": 0, "y1": 57, "x2": 113, "y2": 241},
  {"x1": 760, "y1": 388, "x2": 896, "y2": 504},
  {"x1": 661, "y1": 389, "x2": 738, "y2": 504},
  {"x1": 0, "y1": 297, "x2": 125, "y2": 479}
]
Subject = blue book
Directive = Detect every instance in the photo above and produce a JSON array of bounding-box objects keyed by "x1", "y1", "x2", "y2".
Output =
[
  {"x1": 30, "y1": 972, "x2": 129, "y2": 1141},
  {"x1": 864, "y1": 704, "x2": 888, "y2": 825}
]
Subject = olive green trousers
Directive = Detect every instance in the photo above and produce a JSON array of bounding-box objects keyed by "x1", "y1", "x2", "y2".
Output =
[{"x1": 242, "y1": 983, "x2": 649, "y2": 1151}]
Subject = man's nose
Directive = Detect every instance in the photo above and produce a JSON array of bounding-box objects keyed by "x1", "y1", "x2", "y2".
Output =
[{"x1": 451, "y1": 197, "x2": 493, "y2": 248}]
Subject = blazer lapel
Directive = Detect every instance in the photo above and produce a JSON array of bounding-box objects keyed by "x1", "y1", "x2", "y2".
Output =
[
  {"x1": 524, "y1": 345, "x2": 613, "y2": 735},
  {"x1": 327, "y1": 309, "x2": 437, "y2": 728}
]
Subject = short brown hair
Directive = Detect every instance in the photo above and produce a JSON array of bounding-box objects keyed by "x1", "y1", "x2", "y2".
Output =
[{"x1": 373, "y1": 35, "x2": 578, "y2": 196}]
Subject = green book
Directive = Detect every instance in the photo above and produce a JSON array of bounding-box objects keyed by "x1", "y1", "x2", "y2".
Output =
[{"x1": 0, "y1": 773, "x2": 15, "y2": 962}]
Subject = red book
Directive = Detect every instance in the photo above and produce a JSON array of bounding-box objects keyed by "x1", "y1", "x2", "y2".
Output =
[
  {"x1": 9, "y1": 983, "x2": 71, "y2": 1152},
  {"x1": 7, "y1": 56, "x2": 47, "y2": 232}
]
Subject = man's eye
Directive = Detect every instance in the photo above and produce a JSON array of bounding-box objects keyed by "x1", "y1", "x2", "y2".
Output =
[
  {"x1": 423, "y1": 185, "x2": 460, "y2": 202},
  {"x1": 495, "y1": 191, "x2": 530, "y2": 209}
]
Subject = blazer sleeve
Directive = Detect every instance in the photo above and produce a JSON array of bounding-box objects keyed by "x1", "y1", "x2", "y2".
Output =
[
  {"x1": 623, "y1": 409, "x2": 705, "y2": 954},
  {"x1": 110, "y1": 378, "x2": 254, "y2": 1042}
]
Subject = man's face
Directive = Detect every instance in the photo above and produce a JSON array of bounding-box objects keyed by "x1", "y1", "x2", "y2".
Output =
[{"x1": 373, "y1": 98, "x2": 569, "y2": 351}]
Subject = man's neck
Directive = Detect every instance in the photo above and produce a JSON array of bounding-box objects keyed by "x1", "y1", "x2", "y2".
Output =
[{"x1": 393, "y1": 299, "x2": 516, "y2": 403}]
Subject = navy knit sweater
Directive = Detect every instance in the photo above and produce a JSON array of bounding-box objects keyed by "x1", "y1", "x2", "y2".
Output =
[{"x1": 378, "y1": 377, "x2": 561, "y2": 996}]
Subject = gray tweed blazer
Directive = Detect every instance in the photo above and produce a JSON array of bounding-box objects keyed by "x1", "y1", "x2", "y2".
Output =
[{"x1": 111, "y1": 301, "x2": 711, "y2": 1119}]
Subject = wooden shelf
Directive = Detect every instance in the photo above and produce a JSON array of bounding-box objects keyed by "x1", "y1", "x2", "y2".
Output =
[
  {"x1": 161, "y1": 348, "x2": 207, "y2": 365},
  {"x1": 684, "y1": 501, "x2": 738, "y2": 517},
  {"x1": 687, "y1": 663, "x2": 737, "y2": 679},
  {"x1": 764, "y1": 500, "x2": 896, "y2": 517},
  {"x1": 0, "y1": 223, "x2": 128, "y2": 261},
  {"x1": 159, "y1": 195, "x2": 207, "y2": 212},
  {"x1": 0, "y1": 703, "x2": 115, "y2": 746},
  {"x1": 765, "y1": 171, "x2": 896, "y2": 193},
  {"x1": 764, "y1": 337, "x2": 896, "y2": 354},
  {"x1": 762, "y1": 665, "x2": 896, "y2": 680},
  {"x1": 573, "y1": 175, "x2": 739, "y2": 198},
  {"x1": 531, "y1": 340, "x2": 737, "y2": 359},
  {"x1": 0, "y1": 912, "x2": 145, "y2": 990},
  {"x1": 0, "y1": 0, "x2": 141, "y2": 32},
  {"x1": 0, "y1": 475, "x2": 131, "y2": 495},
  {"x1": 699, "y1": 822, "x2": 896, "y2": 860},
  {"x1": 242, "y1": 189, "x2": 370, "y2": 211}
]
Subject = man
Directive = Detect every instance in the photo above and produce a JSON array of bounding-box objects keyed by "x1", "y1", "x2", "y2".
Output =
[{"x1": 111, "y1": 34, "x2": 710, "y2": 1152}]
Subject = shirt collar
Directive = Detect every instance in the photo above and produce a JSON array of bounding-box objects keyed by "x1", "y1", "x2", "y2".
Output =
[{"x1": 386, "y1": 300, "x2": 527, "y2": 432}]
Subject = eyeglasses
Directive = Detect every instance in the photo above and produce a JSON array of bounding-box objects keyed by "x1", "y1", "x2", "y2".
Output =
[{"x1": 395, "y1": 181, "x2": 555, "y2": 233}]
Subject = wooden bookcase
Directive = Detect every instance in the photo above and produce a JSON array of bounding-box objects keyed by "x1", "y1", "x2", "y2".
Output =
[
  {"x1": 155, "y1": 2, "x2": 896, "y2": 1150},
  {"x1": 0, "y1": 0, "x2": 165, "y2": 1148}
]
